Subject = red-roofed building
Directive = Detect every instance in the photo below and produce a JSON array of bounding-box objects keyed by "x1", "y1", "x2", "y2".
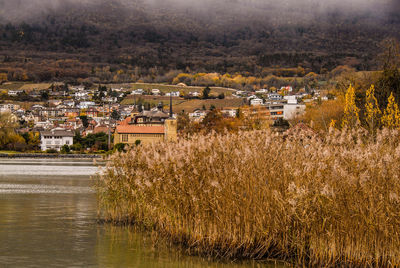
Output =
[
  {"x1": 114, "y1": 109, "x2": 177, "y2": 145},
  {"x1": 93, "y1": 125, "x2": 111, "y2": 134}
]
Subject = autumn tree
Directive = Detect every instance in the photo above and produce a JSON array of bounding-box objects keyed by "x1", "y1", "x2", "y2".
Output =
[
  {"x1": 302, "y1": 98, "x2": 344, "y2": 132},
  {"x1": 364, "y1": 85, "x2": 381, "y2": 132},
  {"x1": 202, "y1": 86, "x2": 211, "y2": 99},
  {"x1": 381, "y1": 93, "x2": 400, "y2": 129},
  {"x1": 0, "y1": 73, "x2": 7, "y2": 83},
  {"x1": 342, "y1": 85, "x2": 360, "y2": 129},
  {"x1": 0, "y1": 112, "x2": 25, "y2": 150},
  {"x1": 376, "y1": 38, "x2": 400, "y2": 110}
]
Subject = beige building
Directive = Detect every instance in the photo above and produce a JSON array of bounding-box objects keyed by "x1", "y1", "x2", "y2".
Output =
[{"x1": 114, "y1": 109, "x2": 177, "y2": 145}]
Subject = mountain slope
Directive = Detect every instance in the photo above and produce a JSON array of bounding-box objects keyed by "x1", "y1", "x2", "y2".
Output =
[{"x1": 0, "y1": 0, "x2": 399, "y2": 81}]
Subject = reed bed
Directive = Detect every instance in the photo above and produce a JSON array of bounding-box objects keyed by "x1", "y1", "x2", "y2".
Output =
[{"x1": 96, "y1": 128, "x2": 400, "y2": 266}]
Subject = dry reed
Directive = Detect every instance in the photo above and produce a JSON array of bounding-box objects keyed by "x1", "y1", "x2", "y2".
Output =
[{"x1": 96, "y1": 128, "x2": 400, "y2": 266}]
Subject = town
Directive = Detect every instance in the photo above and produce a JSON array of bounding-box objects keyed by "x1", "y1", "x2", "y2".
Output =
[{"x1": 0, "y1": 82, "x2": 326, "y2": 153}]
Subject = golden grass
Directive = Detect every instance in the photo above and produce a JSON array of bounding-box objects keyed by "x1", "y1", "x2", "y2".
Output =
[
  {"x1": 170, "y1": 99, "x2": 245, "y2": 113},
  {"x1": 120, "y1": 96, "x2": 186, "y2": 106},
  {"x1": 128, "y1": 83, "x2": 235, "y2": 96},
  {"x1": 96, "y1": 128, "x2": 400, "y2": 266}
]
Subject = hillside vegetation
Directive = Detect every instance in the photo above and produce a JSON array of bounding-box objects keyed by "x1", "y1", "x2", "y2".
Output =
[{"x1": 0, "y1": 0, "x2": 399, "y2": 83}]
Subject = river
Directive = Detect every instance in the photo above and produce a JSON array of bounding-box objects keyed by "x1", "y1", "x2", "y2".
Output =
[{"x1": 0, "y1": 159, "x2": 277, "y2": 267}]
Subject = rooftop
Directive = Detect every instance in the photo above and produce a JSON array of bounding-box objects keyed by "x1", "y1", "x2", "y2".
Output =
[{"x1": 40, "y1": 129, "x2": 74, "y2": 137}]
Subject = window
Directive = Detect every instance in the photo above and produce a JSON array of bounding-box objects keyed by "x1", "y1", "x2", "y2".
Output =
[
  {"x1": 122, "y1": 134, "x2": 128, "y2": 142},
  {"x1": 66, "y1": 140, "x2": 70, "y2": 145}
]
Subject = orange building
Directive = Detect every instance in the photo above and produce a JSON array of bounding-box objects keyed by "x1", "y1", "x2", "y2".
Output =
[{"x1": 114, "y1": 109, "x2": 177, "y2": 145}]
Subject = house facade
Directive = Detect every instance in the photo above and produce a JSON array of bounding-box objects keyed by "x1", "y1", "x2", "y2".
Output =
[
  {"x1": 40, "y1": 128, "x2": 74, "y2": 151},
  {"x1": 114, "y1": 109, "x2": 177, "y2": 145}
]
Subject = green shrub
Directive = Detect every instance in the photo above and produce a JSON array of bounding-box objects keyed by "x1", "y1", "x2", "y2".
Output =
[{"x1": 46, "y1": 148, "x2": 58, "y2": 154}]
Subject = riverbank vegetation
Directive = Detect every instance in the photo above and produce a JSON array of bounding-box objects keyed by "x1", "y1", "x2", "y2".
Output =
[{"x1": 96, "y1": 126, "x2": 400, "y2": 266}]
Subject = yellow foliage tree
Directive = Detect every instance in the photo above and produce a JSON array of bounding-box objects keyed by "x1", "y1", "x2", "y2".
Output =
[
  {"x1": 341, "y1": 84, "x2": 360, "y2": 128},
  {"x1": 0, "y1": 73, "x2": 8, "y2": 82},
  {"x1": 329, "y1": 119, "x2": 336, "y2": 130},
  {"x1": 365, "y1": 85, "x2": 381, "y2": 132},
  {"x1": 302, "y1": 98, "x2": 344, "y2": 132},
  {"x1": 381, "y1": 92, "x2": 400, "y2": 129}
]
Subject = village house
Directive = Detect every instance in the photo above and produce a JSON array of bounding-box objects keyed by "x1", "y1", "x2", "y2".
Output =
[
  {"x1": 221, "y1": 107, "x2": 238, "y2": 118},
  {"x1": 93, "y1": 125, "x2": 110, "y2": 135},
  {"x1": 280, "y1": 86, "x2": 293, "y2": 93},
  {"x1": 0, "y1": 103, "x2": 21, "y2": 113},
  {"x1": 64, "y1": 108, "x2": 80, "y2": 118},
  {"x1": 151, "y1": 88, "x2": 161, "y2": 95},
  {"x1": 255, "y1": 89, "x2": 269, "y2": 94},
  {"x1": 189, "y1": 91, "x2": 200, "y2": 97},
  {"x1": 63, "y1": 100, "x2": 75, "y2": 107},
  {"x1": 114, "y1": 108, "x2": 177, "y2": 145},
  {"x1": 39, "y1": 108, "x2": 63, "y2": 118},
  {"x1": 63, "y1": 118, "x2": 83, "y2": 130},
  {"x1": 165, "y1": 91, "x2": 180, "y2": 97},
  {"x1": 189, "y1": 109, "x2": 208, "y2": 122},
  {"x1": 266, "y1": 102, "x2": 285, "y2": 120},
  {"x1": 74, "y1": 91, "x2": 89, "y2": 100},
  {"x1": 40, "y1": 128, "x2": 74, "y2": 151},
  {"x1": 48, "y1": 99, "x2": 63, "y2": 107},
  {"x1": 102, "y1": 96, "x2": 118, "y2": 103},
  {"x1": 131, "y1": 89, "x2": 144, "y2": 95},
  {"x1": 34, "y1": 121, "x2": 53, "y2": 130},
  {"x1": 8, "y1": 90, "x2": 24, "y2": 96},
  {"x1": 284, "y1": 104, "x2": 306, "y2": 120},
  {"x1": 70, "y1": 86, "x2": 85, "y2": 91},
  {"x1": 250, "y1": 98, "x2": 264, "y2": 106},
  {"x1": 29, "y1": 91, "x2": 41, "y2": 98},
  {"x1": 86, "y1": 107, "x2": 99, "y2": 118},
  {"x1": 78, "y1": 101, "x2": 96, "y2": 109}
]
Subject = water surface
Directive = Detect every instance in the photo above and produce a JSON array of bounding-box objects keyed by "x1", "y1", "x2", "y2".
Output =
[{"x1": 0, "y1": 159, "x2": 277, "y2": 267}]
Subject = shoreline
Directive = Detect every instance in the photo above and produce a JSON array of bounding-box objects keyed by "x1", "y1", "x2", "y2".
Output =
[{"x1": 0, "y1": 153, "x2": 103, "y2": 159}]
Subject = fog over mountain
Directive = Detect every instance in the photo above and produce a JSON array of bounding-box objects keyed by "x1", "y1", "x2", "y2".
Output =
[
  {"x1": 0, "y1": 0, "x2": 396, "y2": 23},
  {"x1": 0, "y1": 0, "x2": 399, "y2": 80}
]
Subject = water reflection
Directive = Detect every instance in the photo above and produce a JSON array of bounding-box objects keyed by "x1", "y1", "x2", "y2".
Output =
[{"x1": 0, "y1": 159, "x2": 278, "y2": 267}]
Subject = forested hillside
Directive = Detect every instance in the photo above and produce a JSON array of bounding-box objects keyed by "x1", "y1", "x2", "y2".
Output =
[{"x1": 0, "y1": 0, "x2": 399, "y2": 82}]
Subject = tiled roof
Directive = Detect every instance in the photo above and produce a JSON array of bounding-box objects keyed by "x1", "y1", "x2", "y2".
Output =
[
  {"x1": 116, "y1": 125, "x2": 165, "y2": 134},
  {"x1": 119, "y1": 117, "x2": 132, "y2": 126},
  {"x1": 40, "y1": 130, "x2": 74, "y2": 137},
  {"x1": 93, "y1": 126, "x2": 110, "y2": 134}
]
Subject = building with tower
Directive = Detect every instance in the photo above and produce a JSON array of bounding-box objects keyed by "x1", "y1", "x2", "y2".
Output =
[{"x1": 113, "y1": 98, "x2": 177, "y2": 146}]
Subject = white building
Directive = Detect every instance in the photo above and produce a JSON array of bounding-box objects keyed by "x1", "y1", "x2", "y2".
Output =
[
  {"x1": 74, "y1": 91, "x2": 89, "y2": 100},
  {"x1": 284, "y1": 104, "x2": 306, "y2": 120},
  {"x1": 255, "y1": 89, "x2": 269, "y2": 94},
  {"x1": 250, "y1": 98, "x2": 264, "y2": 106},
  {"x1": 71, "y1": 86, "x2": 85, "y2": 91},
  {"x1": 78, "y1": 101, "x2": 96, "y2": 109},
  {"x1": 280, "y1": 86, "x2": 293, "y2": 93},
  {"x1": 189, "y1": 91, "x2": 200, "y2": 97},
  {"x1": 0, "y1": 103, "x2": 20, "y2": 113},
  {"x1": 40, "y1": 128, "x2": 74, "y2": 151},
  {"x1": 283, "y1": 95, "x2": 298, "y2": 104},
  {"x1": 8, "y1": 90, "x2": 24, "y2": 96},
  {"x1": 268, "y1": 93, "x2": 283, "y2": 101},
  {"x1": 189, "y1": 109, "x2": 208, "y2": 122},
  {"x1": 151, "y1": 89, "x2": 161, "y2": 95},
  {"x1": 222, "y1": 108, "x2": 237, "y2": 118},
  {"x1": 166, "y1": 91, "x2": 180, "y2": 97},
  {"x1": 64, "y1": 100, "x2": 75, "y2": 107},
  {"x1": 131, "y1": 89, "x2": 144, "y2": 95}
]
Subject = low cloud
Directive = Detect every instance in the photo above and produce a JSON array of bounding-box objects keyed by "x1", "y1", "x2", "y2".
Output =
[{"x1": 0, "y1": 0, "x2": 395, "y2": 23}]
